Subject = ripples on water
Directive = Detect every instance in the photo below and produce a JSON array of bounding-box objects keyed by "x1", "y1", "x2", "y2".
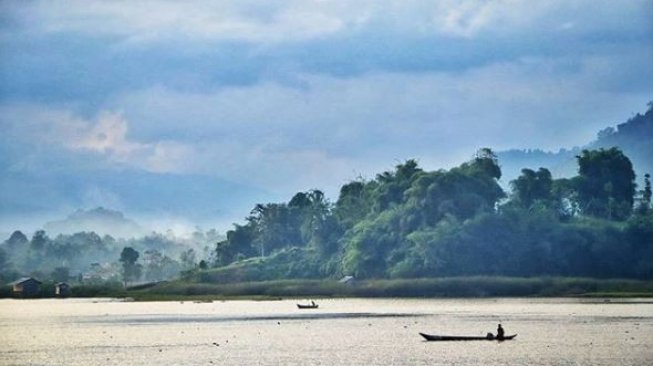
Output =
[{"x1": 1, "y1": 298, "x2": 651, "y2": 365}]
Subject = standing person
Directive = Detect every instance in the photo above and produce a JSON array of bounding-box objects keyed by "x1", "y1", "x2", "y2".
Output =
[{"x1": 497, "y1": 324, "x2": 505, "y2": 340}]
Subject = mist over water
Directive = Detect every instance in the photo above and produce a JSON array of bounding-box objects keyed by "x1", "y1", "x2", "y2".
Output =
[{"x1": 1, "y1": 298, "x2": 651, "y2": 366}]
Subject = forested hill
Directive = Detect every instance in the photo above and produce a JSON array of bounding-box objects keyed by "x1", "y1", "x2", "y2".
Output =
[
  {"x1": 44, "y1": 207, "x2": 146, "y2": 238},
  {"x1": 200, "y1": 147, "x2": 653, "y2": 284},
  {"x1": 498, "y1": 103, "x2": 653, "y2": 182},
  {"x1": 591, "y1": 103, "x2": 653, "y2": 175}
]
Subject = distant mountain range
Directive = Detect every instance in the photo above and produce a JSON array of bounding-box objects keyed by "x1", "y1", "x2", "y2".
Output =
[
  {"x1": 44, "y1": 207, "x2": 146, "y2": 238},
  {"x1": 0, "y1": 166, "x2": 272, "y2": 232},
  {"x1": 497, "y1": 103, "x2": 653, "y2": 184}
]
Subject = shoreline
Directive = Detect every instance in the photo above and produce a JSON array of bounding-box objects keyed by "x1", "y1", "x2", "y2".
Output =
[{"x1": 5, "y1": 276, "x2": 652, "y2": 301}]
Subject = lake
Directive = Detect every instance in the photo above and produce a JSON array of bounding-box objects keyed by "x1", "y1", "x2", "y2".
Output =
[{"x1": 1, "y1": 297, "x2": 651, "y2": 365}]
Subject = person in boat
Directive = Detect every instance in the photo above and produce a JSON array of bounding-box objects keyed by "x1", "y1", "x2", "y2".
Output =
[
  {"x1": 497, "y1": 324, "x2": 505, "y2": 340},
  {"x1": 311, "y1": 300, "x2": 316, "y2": 306}
]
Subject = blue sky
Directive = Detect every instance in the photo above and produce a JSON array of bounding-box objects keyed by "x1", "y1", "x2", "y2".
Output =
[{"x1": 1, "y1": 0, "x2": 652, "y2": 233}]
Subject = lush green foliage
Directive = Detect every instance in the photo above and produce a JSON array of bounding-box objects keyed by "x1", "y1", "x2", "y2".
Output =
[
  {"x1": 211, "y1": 148, "x2": 652, "y2": 282},
  {"x1": 576, "y1": 148, "x2": 636, "y2": 220}
]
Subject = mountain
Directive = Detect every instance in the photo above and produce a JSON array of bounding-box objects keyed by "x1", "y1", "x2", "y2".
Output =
[
  {"x1": 497, "y1": 103, "x2": 653, "y2": 183},
  {"x1": 0, "y1": 165, "x2": 272, "y2": 232},
  {"x1": 44, "y1": 207, "x2": 146, "y2": 238},
  {"x1": 590, "y1": 103, "x2": 653, "y2": 177}
]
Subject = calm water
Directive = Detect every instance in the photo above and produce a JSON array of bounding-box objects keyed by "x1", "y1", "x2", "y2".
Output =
[{"x1": 0, "y1": 297, "x2": 651, "y2": 365}]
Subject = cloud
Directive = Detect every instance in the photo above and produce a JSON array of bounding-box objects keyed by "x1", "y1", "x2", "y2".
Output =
[
  {"x1": 5, "y1": 1, "x2": 650, "y2": 43},
  {"x1": 3, "y1": 0, "x2": 353, "y2": 43},
  {"x1": 0, "y1": 105, "x2": 197, "y2": 175},
  {"x1": 2, "y1": 0, "x2": 650, "y2": 104},
  {"x1": 109, "y1": 54, "x2": 650, "y2": 155},
  {"x1": 1, "y1": 0, "x2": 652, "y2": 224},
  {"x1": 68, "y1": 112, "x2": 144, "y2": 155}
]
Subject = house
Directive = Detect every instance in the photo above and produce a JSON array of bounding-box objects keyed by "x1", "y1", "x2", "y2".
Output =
[
  {"x1": 55, "y1": 282, "x2": 71, "y2": 298},
  {"x1": 8, "y1": 277, "x2": 42, "y2": 297}
]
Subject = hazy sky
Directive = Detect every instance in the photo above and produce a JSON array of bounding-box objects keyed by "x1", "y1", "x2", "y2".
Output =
[{"x1": 1, "y1": 0, "x2": 652, "y2": 230}]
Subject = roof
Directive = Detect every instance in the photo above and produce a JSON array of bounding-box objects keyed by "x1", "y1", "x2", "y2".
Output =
[
  {"x1": 55, "y1": 282, "x2": 70, "y2": 287},
  {"x1": 339, "y1": 275, "x2": 355, "y2": 283},
  {"x1": 8, "y1": 277, "x2": 42, "y2": 286}
]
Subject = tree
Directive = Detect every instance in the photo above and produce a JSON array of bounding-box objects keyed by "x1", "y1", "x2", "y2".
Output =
[
  {"x1": 642, "y1": 173, "x2": 652, "y2": 211},
  {"x1": 5, "y1": 230, "x2": 28, "y2": 249},
  {"x1": 30, "y1": 230, "x2": 49, "y2": 251},
  {"x1": 371, "y1": 160, "x2": 423, "y2": 212},
  {"x1": 119, "y1": 247, "x2": 141, "y2": 286},
  {"x1": 179, "y1": 248, "x2": 197, "y2": 270},
  {"x1": 25, "y1": 230, "x2": 49, "y2": 271},
  {"x1": 335, "y1": 180, "x2": 370, "y2": 229},
  {"x1": 215, "y1": 223, "x2": 257, "y2": 266},
  {"x1": 143, "y1": 249, "x2": 181, "y2": 281},
  {"x1": 510, "y1": 168, "x2": 553, "y2": 208},
  {"x1": 576, "y1": 148, "x2": 636, "y2": 220},
  {"x1": 249, "y1": 203, "x2": 299, "y2": 256},
  {"x1": 293, "y1": 189, "x2": 331, "y2": 247},
  {"x1": 0, "y1": 247, "x2": 7, "y2": 271},
  {"x1": 470, "y1": 147, "x2": 502, "y2": 180}
]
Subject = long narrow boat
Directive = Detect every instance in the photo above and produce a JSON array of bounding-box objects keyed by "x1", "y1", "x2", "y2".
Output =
[
  {"x1": 419, "y1": 332, "x2": 517, "y2": 341},
  {"x1": 297, "y1": 303, "x2": 318, "y2": 309}
]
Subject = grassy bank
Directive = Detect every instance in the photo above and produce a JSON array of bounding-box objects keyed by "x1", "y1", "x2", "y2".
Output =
[
  {"x1": 3, "y1": 277, "x2": 652, "y2": 301},
  {"x1": 126, "y1": 276, "x2": 653, "y2": 301}
]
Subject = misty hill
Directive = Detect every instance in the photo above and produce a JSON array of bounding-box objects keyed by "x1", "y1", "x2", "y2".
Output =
[
  {"x1": 591, "y1": 103, "x2": 653, "y2": 175},
  {"x1": 0, "y1": 166, "x2": 271, "y2": 229},
  {"x1": 497, "y1": 103, "x2": 653, "y2": 183},
  {"x1": 44, "y1": 207, "x2": 147, "y2": 238}
]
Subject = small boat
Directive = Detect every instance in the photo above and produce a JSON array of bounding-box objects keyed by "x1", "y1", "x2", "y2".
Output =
[
  {"x1": 419, "y1": 332, "x2": 517, "y2": 341},
  {"x1": 297, "y1": 302, "x2": 318, "y2": 309}
]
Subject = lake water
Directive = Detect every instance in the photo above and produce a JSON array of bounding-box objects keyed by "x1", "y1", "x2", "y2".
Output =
[{"x1": 1, "y1": 297, "x2": 651, "y2": 365}]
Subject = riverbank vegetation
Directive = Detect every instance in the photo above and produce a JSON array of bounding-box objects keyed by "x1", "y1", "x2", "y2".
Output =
[
  {"x1": 142, "y1": 277, "x2": 653, "y2": 299},
  {"x1": 4, "y1": 277, "x2": 652, "y2": 300}
]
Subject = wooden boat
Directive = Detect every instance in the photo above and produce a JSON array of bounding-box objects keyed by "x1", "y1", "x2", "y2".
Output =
[
  {"x1": 297, "y1": 302, "x2": 318, "y2": 309},
  {"x1": 419, "y1": 332, "x2": 517, "y2": 341}
]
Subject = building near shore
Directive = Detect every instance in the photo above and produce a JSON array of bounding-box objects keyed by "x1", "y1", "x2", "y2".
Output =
[
  {"x1": 339, "y1": 275, "x2": 355, "y2": 284},
  {"x1": 9, "y1": 277, "x2": 42, "y2": 297},
  {"x1": 55, "y1": 282, "x2": 71, "y2": 298}
]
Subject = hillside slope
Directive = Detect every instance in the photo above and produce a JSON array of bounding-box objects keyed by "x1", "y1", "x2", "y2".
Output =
[{"x1": 498, "y1": 103, "x2": 653, "y2": 183}]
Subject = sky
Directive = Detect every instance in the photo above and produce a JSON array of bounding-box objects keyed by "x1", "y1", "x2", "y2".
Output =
[{"x1": 1, "y1": 0, "x2": 652, "y2": 234}]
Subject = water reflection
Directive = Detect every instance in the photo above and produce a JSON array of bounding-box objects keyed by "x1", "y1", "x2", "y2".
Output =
[{"x1": 86, "y1": 312, "x2": 422, "y2": 324}]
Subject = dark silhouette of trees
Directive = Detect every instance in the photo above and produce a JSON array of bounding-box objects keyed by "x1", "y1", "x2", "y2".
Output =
[
  {"x1": 206, "y1": 147, "x2": 652, "y2": 282},
  {"x1": 576, "y1": 148, "x2": 636, "y2": 220},
  {"x1": 511, "y1": 168, "x2": 553, "y2": 208},
  {"x1": 30, "y1": 230, "x2": 48, "y2": 251},
  {"x1": 640, "y1": 173, "x2": 652, "y2": 213},
  {"x1": 119, "y1": 247, "x2": 141, "y2": 286},
  {"x1": 5, "y1": 231, "x2": 28, "y2": 249}
]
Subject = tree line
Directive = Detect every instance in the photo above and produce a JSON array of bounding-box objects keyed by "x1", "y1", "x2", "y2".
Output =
[
  {"x1": 208, "y1": 147, "x2": 652, "y2": 281},
  {"x1": 0, "y1": 229, "x2": 219, "y2": 285}
]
